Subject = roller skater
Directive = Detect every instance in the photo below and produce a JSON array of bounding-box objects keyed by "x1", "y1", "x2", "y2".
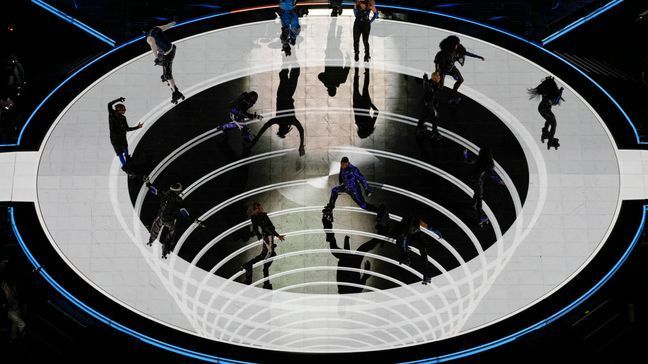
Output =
[
  {"x1": 145, "y1": 20, "x2": 184, "y2": 104},
  {"x1": 107, "y1": 97, "x2": 143, "y2": 177},
  {"x1": 241, "y1": 202, "x2": 286, "y2": 288},
  {"x1": 434, "y1": 35, "x2": 485, "y2": 104},
  {"x1": 146, "y1": 182, "x2": 204, "y2": 259},
  {"x1": 353, "y1": 0, "x2": 379, "y2": 62},
  {"x1": 463, "y1": 148, "x2": 505, "y2": 227},
  {"x1": 528, "y1": 76, "x2": 564, "y2": 150},
  {"x1": 216, "y1": 91, "x2": 263, "y2": 143},
  {"x1": 416, "y1": 72, "x2": 443, "y2": 141}
]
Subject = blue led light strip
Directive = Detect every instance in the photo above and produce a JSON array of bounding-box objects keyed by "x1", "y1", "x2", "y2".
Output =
[
  {"x1": 31, "y1": 0, "x2": 116, "y2": 47},
  {"x1": 542, "y1": 0, "x2": 624, "y2": 45},
  {"x1": 9, "y1": 207, "x2": 251, "y2": 364},
  {"x1": 4, "y1": 4, "x2": 647, "y2": 358}
]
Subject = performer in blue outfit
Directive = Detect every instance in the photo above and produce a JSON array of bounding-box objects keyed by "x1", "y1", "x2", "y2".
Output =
[
  {"x1": 325, "y1": 157, "x2": 378, "y2": 213},
  {"x1": 279, "y1": 0, "x2": 301, "y2": 56},
  {"x1": 216, "y1": 91, "x2": 263, "y2": 143}
]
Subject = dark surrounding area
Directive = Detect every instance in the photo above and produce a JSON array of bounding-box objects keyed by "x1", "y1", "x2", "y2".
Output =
[{"x1": 2, "y1": 0, "x2": 648, "y2": 362}]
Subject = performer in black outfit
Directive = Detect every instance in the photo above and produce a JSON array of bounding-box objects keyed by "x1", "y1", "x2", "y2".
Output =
[
  {"x1": 394, "y1": 216, "x2": 442, "y2": 285},
  {"x1": 463, "y1": 148, "x2": 505, "y2": 227},
  {"x1": 145, "y1": 20, "x2": 184, "y2": 104},
  {"x1": 146, "y1": 182, "x2": 200, "y2": 259},
  {"x1": 353, "y1": 0, "x2": 379, "y2": 62},
  {"x1": 416, "y1": 72, "x2": 442, "y2": 141},
  {"x1": 107, "y1": 97, "x2": 142, "y2": 176},
  {"x1": 353, "y1": 67, "x2": 379, "y2": 138},
  {"x1": 248, "y1": 66, "x2": 305, "y2": 155},
  {"x1": 528, "y1": 76, "x2": 564, "y2": 150},
  {"x1": 330, "y1": 0, "x2": 343, "y2": 17},
  {"x1": 241, "y1": 202, "x2": 286, "y2": 289},
  {"x1": 434, "y1": 35, "x2": 485, "y2": 104}
]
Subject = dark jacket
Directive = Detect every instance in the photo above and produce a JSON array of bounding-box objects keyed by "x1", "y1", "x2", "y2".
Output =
[
  {"x1": 251, "y1": 212, "x2": 280, "y2": 239},
  {"x1": 339, "y1": 163, "x2": 371, "y2": 192},
  {"x1": 108, "y1": 99, "x2": 138, "y2": 146}
]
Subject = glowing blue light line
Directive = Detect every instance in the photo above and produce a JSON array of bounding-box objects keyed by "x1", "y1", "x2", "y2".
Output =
[
  {"x1": 542, "y1": 0, "x2": 624, "y2": 45},
  {"x1": 5, "y1": 5, "x2": 647, "y2": 360},
  {"x1": 31, "y1": 0, "x2": 116, "y2": 46}
]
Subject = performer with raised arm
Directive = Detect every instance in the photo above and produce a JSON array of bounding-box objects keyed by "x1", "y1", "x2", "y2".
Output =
[{"x1": 107, "y1": 97, "x2": 142, "y2": 177}]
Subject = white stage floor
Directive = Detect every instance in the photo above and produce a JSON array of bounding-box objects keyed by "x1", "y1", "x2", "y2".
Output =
[{"x1": 3, "y1": 11, "x2": 648, "y2": 353}]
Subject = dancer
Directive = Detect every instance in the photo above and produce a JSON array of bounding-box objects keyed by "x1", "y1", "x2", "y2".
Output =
[
  {"x1": 528, "y1": 76, "x2": 564, "y2": 150},
  {"x1": 216, "y1": 91, "x2": 263, "y2": 143},
  {"x1": 145, "y1": 20, "x2": 184, "y2": 104},
  {"x1": 463, "y1": 148, "x2": 505, "y2": 227},
  {"x1": 394, "y1": 216, "x2": 442, "y2": 284},
  {"x1": 434, "y1": 35, "x2": 484, "y2": 104},
  {"x1": 416, "y1": 72, "x2": 443, "y2": 141},
  {"x1": 241, "y1": 202, "x2": 286, "y2": 289},
  {"x1": 330, "y1": 0, "x2": 343, "y2": 17},
  {"x1": 325, "y1": 157, "x2": 378, "y2": 214},
  {"x1": 146, "y1": 182, "x2": 202, "y2": 259},
  {"x1": 353, "y1": 67, "x2": 379, "y2": 138},
  {"x1": 248, "y1": 67, "x2": 305, "y2": 155},
  {"x1": 353, "y1": 0, "x2": 379, "y2": 62},
  {"x1": 279, "y1": 0, "x2": 301, "y2": 56},
  {"x1": 107, "y1": 97, "x2": 143, "y2": 176}
]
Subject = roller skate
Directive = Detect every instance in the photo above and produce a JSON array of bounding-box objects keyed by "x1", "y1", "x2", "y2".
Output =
[
  {"x1": 422, "y1": 275, "x2": 432, "y2": 285},
  {"x1": 547, "y1": 137, "x2": 560, "y2": 150},
  {"x1": 171, "y1": 88, "x2": 185, "y2": 105},
  {"x1": 322, "y1": 204, "x2": 334, "y2": 223},
  {"x1": 478, "y1": 212, "x2": 490, "y2": 228}
]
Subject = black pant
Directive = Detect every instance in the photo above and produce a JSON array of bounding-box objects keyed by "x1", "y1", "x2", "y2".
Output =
[
  {"x1": 149, "y1": 216, "x2": 177, "y2": 256},
  {"x1": 539, "y1": 100, "x2": 556, "y2": 138},
  {"x1": 417, "y1": 103, "x2": 439, "y2": 132},
  {"x1": 329, "y1": 185, "x2": 378, "y2": 212},
  {"x1": 440, "y1": 66, "x2": 464, "y2": 94},
  {"x1": 353, "y1": 20, "x2": 371, "y2": 57},
  {"x1": 244, "y1": 235, "x2": 276, "y2": 283},
  {"x1": 162, "y1": 45, "x2": 176, "y2": 80}
]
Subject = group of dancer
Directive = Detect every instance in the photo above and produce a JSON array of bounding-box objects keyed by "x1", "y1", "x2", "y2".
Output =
[
  {"x1": 105, "y1": 2, "x2": 566, "y2": 285},
  {"x1": 279, "y1": 0, "x2": 378, "y2": 61}
]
